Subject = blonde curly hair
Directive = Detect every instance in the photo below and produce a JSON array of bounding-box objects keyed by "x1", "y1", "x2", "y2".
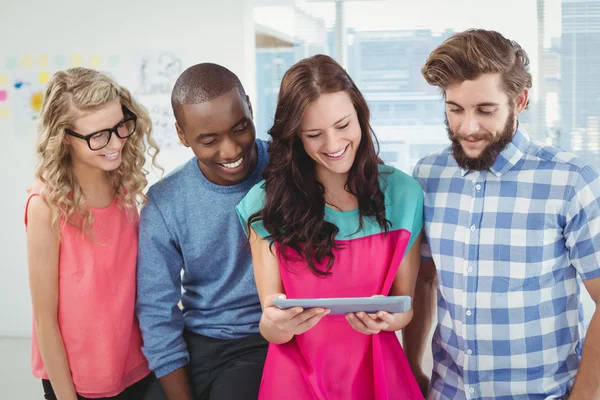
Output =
[{"x1": 35, "y1": 67, "x2": 160, "y2": 235}]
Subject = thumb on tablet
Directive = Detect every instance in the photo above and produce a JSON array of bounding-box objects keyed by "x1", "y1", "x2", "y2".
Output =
[{"x1": 264, "y1": 293, "x2": 286, "y2": 308}]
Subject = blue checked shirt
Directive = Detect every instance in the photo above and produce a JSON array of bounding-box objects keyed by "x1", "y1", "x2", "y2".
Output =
[{"x1": 413, "y1": 129, "x2": 600, "y2": 400}]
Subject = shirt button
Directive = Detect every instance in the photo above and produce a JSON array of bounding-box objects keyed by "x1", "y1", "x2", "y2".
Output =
[
  {"x1": 475, "y1": 184, "x2": 482, "y2": 190},
  {"x1": 469, "y1": 387, "x2": 475, "y2": 394},
  {"x1": 466, "y1": 310, "x2": 472, "y2": 316},
  {"x1": 470, "y1": 225, "x2": 476, "y2": 231},
  {"x1": 468, "y1": 266, "x2": 474, "y2": 273},
  {"x1": 467, "y1": 349, "x2": 473, "y2": 355}
]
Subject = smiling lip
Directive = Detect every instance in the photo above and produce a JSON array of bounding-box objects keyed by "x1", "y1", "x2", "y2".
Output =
[
  {"x1": 101, "y1": 151, "x2": 120, "y2": 161},
  {"x1": 219, "y1": 156, "x2": 244, "y2": 170},
  {"x1": 323, "y1": 144, "x2": 349, "y2": 159}
]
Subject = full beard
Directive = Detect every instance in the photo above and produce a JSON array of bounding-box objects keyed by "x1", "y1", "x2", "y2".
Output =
[{"x1": 447, "y1": 111, "x2": 516, "y2": 171}]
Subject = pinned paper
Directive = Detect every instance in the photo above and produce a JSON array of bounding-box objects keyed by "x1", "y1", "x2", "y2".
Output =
[
  {"x1": 0, "y1": 90, "x2": 7, "y2": 102},
  {"x1": 21, "y1": 56, "x2": 33, "y2": 68},
  {"x1": 5, "y1": 57, "x2": 17, "y2": 69},
  {"x1": 71, "y1": 55, "x2": 83, "y2": 67},
  {"x1": 0, "y1": 73, "x2": 8, "y2": 86},
  {"x1": 0, "y1": 108, "x2": 9, "y2": 119},
  {"x1": 31, "y1": 92, "x2": 44, "y2": 112},
  {"x1": 55, "y1": 55, "x2": 66, "y2": 67},
  {"x1": 90, "y1": 55, "x2": 102, "y2": 67},
  {"x1": 38, "y1": 55, "x2": 49, "y2": 67},
  {"x1": 39, "y1": 72, "x2": 50, "y2": 84},
  {"x1": 108, "y1": 55, "x2": 120, "y2": 68}
]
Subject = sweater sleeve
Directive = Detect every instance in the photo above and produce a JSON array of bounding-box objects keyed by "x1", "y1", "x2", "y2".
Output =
[{"x1": 135, "y1": 192, "x2": 189, "y2": 378}]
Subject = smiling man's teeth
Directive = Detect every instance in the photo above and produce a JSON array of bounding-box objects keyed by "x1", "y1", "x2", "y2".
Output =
[
  {"x1": 221, "y1": 158, "x2": 243, "y2": 169},
  {"x1": 326, "y1": 146, "x2": 347, "y2": 158}
]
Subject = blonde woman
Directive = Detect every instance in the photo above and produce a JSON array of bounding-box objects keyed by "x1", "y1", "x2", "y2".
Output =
[{"x1": 24, "y1": 68, "x2": 159, "y2": 400}]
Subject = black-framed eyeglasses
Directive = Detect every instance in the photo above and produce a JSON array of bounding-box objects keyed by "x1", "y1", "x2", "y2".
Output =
[{"x1": 65, "y1": 106, "x2": 137, "y2": 151}]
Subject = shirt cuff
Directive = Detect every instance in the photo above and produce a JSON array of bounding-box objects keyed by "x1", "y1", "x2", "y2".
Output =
[{"x1": 154, "y1": 357, "x2": 189, "y2": 379}]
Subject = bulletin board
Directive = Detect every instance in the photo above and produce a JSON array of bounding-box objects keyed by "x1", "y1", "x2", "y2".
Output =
[{"x1": 0, "y1": 52, "x2": 183, "y2": 150}]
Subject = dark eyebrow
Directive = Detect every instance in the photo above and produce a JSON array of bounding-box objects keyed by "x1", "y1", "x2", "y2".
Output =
[
  {"x1": 194, "y1": 117, "x2": 248, "y2": 141},
  {"x1": 445, "y1": 101, "x2": 463, "y2": 108},
  {"x1": 475, "y1": 102, "x2": 499, "y2": 107},
  {"x1": 446, "y1": 101, "x2": 499, "y2": 108},
  {"x1": 303, "y1": 114, "x2": 351, "y2": 133}
]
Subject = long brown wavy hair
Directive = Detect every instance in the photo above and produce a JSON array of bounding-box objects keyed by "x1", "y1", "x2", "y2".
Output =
[{"x1": 249, "y1": 54, "x2": 389, "y2": 276}]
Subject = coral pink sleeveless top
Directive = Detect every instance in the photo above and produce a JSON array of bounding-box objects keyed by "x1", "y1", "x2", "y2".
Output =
[{"x1": 25, "y1": 182, "x2": 149, "y2": 398}]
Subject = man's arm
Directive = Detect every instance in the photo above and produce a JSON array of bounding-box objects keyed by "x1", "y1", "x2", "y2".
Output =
[
  {"x1": 156, "y1": 367, "x2": 194, "y2": 400},
  {"x1": 563, "y1": 165, "x2": 600, "y2": 399},
  {"x1": 136, "y1": 193, "x2": 193, "y2": 400},
  {"x1": 402, "y1": 255, "x2": 437, "y2": 396},
  {"x1": 569, "y1": 277, "x2": 600, "y2": 399}
]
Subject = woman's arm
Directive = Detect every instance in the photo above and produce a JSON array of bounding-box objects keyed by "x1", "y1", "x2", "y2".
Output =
[
  {"x1": 249, "y1": 228, "x2": 330, "y2": 344},
  {"x1": 27, "y1": 196, "x2": 78, "y2": 400},
  {"x1": 346, "y1": 233, "x2": 421, "y2": 334}
]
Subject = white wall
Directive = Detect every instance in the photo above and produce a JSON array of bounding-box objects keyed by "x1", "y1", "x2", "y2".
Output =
[{"x1": 0, "y1": 0, "x2": 257, "y2": 337}]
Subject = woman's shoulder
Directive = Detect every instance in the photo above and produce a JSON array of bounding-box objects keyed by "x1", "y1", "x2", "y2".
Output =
[
  {"x1": 378, "y1": 164, "x2": 423, "y2": 199},
  {"x1": 237, "y1": 180, "x2": 267, "y2": 218}
]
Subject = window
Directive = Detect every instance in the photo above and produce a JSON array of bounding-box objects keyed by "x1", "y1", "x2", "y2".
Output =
[{"x1": 254, "y1": 0, "x2": 598, "y2": 173}]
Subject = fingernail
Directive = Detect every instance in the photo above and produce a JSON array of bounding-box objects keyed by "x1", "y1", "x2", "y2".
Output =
[
  {"x1": 278, "y1": 295, "x2": 286, "y2": 299},
  {"x1": 347, "y1": 314, "x2": 354, "y2": 320},
  {"x1": 324, "y1": 310, "x2": 331, "y2": 315},
  {"x1": 378, "y1": 312, "x2": 384, "y2": 317},
  {"x1": 358, "y1": 313, "x2": 364, "y2": 318},
  {"x1": 316, "y1": 308, "x2": 324, "y2": 314},
  {"x1": 296, "y1": 308, "x2": 302, "y2": 313}
]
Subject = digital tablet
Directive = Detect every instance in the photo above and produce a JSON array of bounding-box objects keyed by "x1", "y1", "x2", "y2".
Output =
[{"x1": 272, "y1": 296, "x2": 412, "y2": 315}]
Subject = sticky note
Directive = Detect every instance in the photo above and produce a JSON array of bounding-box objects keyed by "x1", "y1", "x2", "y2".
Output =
[
  {"x1": 39, "y1": 72, "x2": 50, "y2": 84},
  {"x1": 0, "y1": 73, "x2": 8, "y2": 86},
  {"x1": 0, "y1": 108, "x2": 9, "y2": 119},
  {"x1": 71, "y1": 55, "x2": 83, "y2": 67},
  {"x1": 21, "y1": 56, "x2": 33, "y2": 68},
  {"x1": 90, "y1": 55, "x2": 102, "y2": 67},
  {"x1": 31, "y1": 92, "x2": 44, "y2": 112},
  {"x1": 55, "y1": 55, "x2": 66, "y2": 67},
  {"x1": 108, "y1": 55, "x2": 120, "y2": 68},
  {"x1": 38, "y1": 55, "x2": 49, "y2": 67},
  {"x1": 0, "y1": 90, "x2": 7, "y2": 102},
  {"x1": 5, "y1": 57, "x2": 17, "y2": 69}
]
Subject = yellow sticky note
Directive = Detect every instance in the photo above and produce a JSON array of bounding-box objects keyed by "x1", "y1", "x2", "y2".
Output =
[
  {"x1": 39, "y1": 72, "x2": 50, "y2": 84},
  {"x1": 31, "y1": 92, "x2": 44, "y2": 112},
  {"x1": 90, "y1": 55, "x2": 102, "y2": 67},
  {"x1": 0, "y1": 73, "x2": 8, "y2": 86},
  {"x1": 21, "y1": 56, "x2": 33, "y2": 68},
  {"x1": 71, "y1": 55, "x2": 83, "y2": 66},
  {"x1": 0, "y1": 108, "x2": 9, "y2": 119},
  {"x1": 38, "y1": 55, "x2": 49, "y2": 67}
]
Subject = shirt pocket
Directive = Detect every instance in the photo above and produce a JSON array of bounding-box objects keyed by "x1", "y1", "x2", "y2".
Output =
[{"x1": 493, "y1": 229, "x2": 544, "y2": 291}]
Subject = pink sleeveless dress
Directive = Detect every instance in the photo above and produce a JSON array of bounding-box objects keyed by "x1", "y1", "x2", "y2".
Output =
[{"x1": 237, "y1": 165, "x2": 424, "y2": 400}]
